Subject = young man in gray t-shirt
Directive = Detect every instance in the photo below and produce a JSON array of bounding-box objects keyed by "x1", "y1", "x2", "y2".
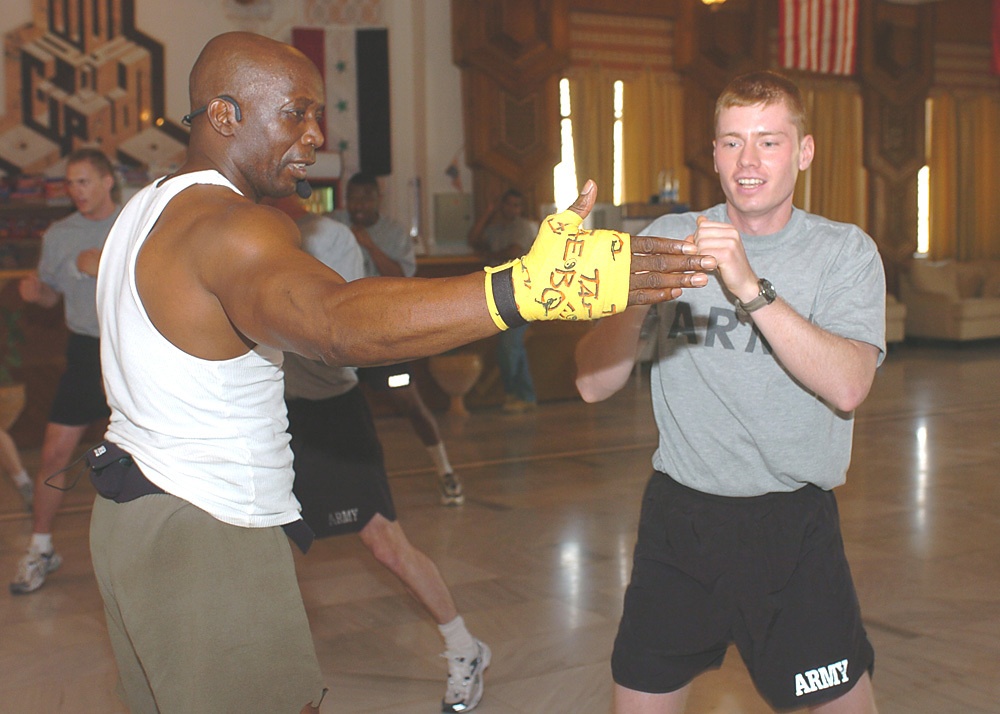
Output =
[{"x1": 576, "y1": 71, "x2": 884, "y2": 713}]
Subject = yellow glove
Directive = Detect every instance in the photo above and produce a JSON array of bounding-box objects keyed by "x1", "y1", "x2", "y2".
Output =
[{"x1": 484, "y1": 209, "x2": 630, "y2": 330}]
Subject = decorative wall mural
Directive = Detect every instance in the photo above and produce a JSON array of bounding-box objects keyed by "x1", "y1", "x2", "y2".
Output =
[{"x1": 0, "y1": 0, "x2": 186, "y2": 179}]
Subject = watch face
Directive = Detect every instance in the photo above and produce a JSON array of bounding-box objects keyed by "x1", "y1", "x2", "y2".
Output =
[{"x1": 760, "y1": 279, "x2": 776, "y2": 302}]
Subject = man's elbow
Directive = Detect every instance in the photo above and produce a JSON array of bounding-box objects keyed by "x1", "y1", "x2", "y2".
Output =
[
  {"x1": 576, "y1": 380, "x2": 602, "y2": 403},
  {"x1": 575, "y1": 372, "x2": 622, "y2": 404},
  {"x1": 828, "y1": 376, "x2": 875, "y2": 413}
]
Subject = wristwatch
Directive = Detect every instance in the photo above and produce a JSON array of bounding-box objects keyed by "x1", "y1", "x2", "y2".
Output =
[{"x1": 735, "y1": 278, "x2": 776, "y2": 314}]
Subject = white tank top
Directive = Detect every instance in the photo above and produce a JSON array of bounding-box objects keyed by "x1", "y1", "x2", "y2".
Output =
[{"x1": 97, "y1": 170, "x2": 300, "y2": 527}]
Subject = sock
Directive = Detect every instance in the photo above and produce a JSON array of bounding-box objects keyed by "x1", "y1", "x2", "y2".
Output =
[
  {"x1": 426, "y1": 442, "x2": 453, "y2": 477},
  {"x1": 30, "y1": 533, "x2": 52, "y2": 555},
  {"x1": 438, "y1": 615, "x2": 477, "y2": 656},
  {"x1": 11, "y1": 470, "x2": 31, "y2": 487}
]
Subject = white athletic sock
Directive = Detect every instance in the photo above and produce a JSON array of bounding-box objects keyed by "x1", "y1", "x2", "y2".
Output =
[
  {"x1": 10, "y1": 469, "x2": 31, "y2": 487},
  {"x1": 426, "y1": 442, "x2": 453, "y2": 477},
  {"x1": 438, "y1": 615, "x2": 477, "y2": 656},
  {"x1": 29, "y1": 533, "x2": 52, "y2": 555}
]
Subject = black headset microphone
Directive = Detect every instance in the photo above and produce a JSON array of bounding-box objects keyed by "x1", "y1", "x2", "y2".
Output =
[{"x1": 183, "y1": 95, "x2": 313, "y2": 199}]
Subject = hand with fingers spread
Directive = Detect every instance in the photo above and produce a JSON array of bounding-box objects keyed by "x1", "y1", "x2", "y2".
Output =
[{"x1": 484, "y1": 180, "x2": 716, "y2": 330}]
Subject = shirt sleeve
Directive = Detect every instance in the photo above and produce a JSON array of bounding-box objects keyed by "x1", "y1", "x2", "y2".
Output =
[
  {"x1": 302, "y1": 218, "x2": 366, "y2": 283},
  {"x1": 813, "y1": 225, "x2": 887, "y2": 364},
  {"x1": 379, "y1": 218, "x2": 417, "y2": 278}
]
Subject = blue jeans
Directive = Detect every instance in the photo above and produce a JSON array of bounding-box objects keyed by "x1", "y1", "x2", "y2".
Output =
[{"x1": 497, "y1": 324, "x2": 536, "y2": 402}]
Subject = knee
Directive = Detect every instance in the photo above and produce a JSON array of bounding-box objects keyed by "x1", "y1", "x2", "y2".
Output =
[{"x1": 360, "y1": 517, "x2": 408, "y2": 570}]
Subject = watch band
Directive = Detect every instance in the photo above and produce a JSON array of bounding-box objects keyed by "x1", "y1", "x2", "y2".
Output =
[{"x1": 736, "y1": 278, "x2": 776, "y2": 314}]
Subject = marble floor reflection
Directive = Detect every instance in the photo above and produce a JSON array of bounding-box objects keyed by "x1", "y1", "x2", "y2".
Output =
[{"x1": 0, "y1": 340, "x2": 998, "y2": 713}]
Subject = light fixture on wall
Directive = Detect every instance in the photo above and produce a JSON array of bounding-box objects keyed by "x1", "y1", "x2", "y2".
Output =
[{"x1": 701, "y1": 0, "x2": 727, "y2": 5}]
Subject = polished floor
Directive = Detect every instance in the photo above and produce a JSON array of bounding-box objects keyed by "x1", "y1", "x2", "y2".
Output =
[{"x1": 0, "y1": 340, "x2": 998, "y2": 713}]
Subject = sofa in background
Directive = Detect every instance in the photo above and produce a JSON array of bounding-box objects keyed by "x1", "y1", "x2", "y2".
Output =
[{"x1": 899, "y1": 259, "x2": 1000, "y2": 341}]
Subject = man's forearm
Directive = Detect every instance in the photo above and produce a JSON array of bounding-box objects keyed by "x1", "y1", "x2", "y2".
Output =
[
  {"x1": 574, "y1": 307, "x2": 648, "y2": 403},
  {"x1": 307, "y1": 273, "x2": 498, "y2": 367},
  {"x1": 748, "y1": 299, "x2": 879, "y2": 412}
]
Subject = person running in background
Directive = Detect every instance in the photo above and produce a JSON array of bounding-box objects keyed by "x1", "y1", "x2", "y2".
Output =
[
  {"x1": 10, "y1": 148, "x2": 119, "y2": 595},
  {"x1": 332, "y1": 172, "x2": 465, "y2": 505},
  {"x1": 272, "y1": 194, "x2": 491, "y2": 712}
]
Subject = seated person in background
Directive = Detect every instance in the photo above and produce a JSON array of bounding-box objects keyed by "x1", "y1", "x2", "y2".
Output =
[
  {"x1": 332, "y1": 173, "x2": 464, "y2": 506},
  {"x1": 273, "y1": 194, "x2": 491, "y2": 713},
  {"x1": 467, "y1": 189, "x2": 538, "y2": 413}
]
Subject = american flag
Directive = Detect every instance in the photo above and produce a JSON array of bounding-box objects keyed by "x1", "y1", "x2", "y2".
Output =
[{"x1": 779, "y1": 0, "x2": 858, "y2": 76}]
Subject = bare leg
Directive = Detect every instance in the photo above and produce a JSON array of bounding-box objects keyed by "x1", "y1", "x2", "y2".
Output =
[
  {"x1": 31, "y1": 422, "x2": 88, "y2": 534},
  {"x1": 0, "y1": 428, "x2": 24, "y2": 478},
  {"x1": 810, "y1": 672, "x2": 877, "y2": 714},
  {"x1": 613, "y1": 683, "x2": 691, "y2": 714},
  {"x1": 382, "y1": 384, "x2": 441, "y2": 447},
  {"x1": 358, "y1": 513, "x2": 458, "y2": 624}
]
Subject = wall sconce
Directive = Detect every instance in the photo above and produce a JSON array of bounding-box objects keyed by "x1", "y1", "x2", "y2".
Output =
[{"x1": 702, "y1": 0, "x2": 727, "y2": 5}]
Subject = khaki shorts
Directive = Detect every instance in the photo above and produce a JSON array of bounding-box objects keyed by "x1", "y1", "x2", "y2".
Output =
[{"x1": 90, "y1": 493, "x2": 326, "y2": 713}]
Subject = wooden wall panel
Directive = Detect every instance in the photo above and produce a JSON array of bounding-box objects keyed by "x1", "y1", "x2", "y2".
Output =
[
  {"x1": 453, "y1": 0, "x2": 569, "y2": 215},
  {"x1": 858, "y1": 1, "x2": 934, "y2": 293}
]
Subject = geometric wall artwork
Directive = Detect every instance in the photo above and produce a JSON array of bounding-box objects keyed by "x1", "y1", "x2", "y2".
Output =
[{"x1": 0, "y1": 0, "x2": 186, "y2": 177}]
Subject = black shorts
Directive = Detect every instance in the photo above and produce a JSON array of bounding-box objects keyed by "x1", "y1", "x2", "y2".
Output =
[
  {"x1": 612, "y1": 471, "x2": 874, "y2": 710},
  {"x1": 356, "y1": 363, "x2": 413, "y2": 391},
  {"x1": 285, "y1": 387, "x2": 396, "y2": 538},
  {"x1": 49, "y1": 333, "x2": 110, "y2": 426}
]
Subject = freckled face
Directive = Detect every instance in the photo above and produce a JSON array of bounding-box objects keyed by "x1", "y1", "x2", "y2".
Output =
[{"x1": 713, "y1": 101, "x2": 814, "y2": 235}]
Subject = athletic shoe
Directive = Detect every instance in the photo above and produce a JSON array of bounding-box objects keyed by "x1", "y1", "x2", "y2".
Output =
[
  {"x1": 439, "y1": 472, "x2": 465, "y2": 506},
  {"x1": 10, "y1": 549, "x2": 62, "y2": 595},
  {"x1": 16, "y1": 480, "x2": 33, "y2": 510},
  {"x1": 442, "y1": 639, "x2": 491, "y2": 713}
]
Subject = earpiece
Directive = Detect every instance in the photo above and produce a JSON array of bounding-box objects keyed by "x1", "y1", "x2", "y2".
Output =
[
  {"x1": 182, "y1": 95, "x2": 243, "y2": 126},
  {"x1": 218, "y1": 95, "x2": 242, "y2": 122}
]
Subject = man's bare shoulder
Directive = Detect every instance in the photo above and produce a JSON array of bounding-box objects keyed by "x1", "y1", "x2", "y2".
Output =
[{"x1": 155, "y1": 187, "x2": 301, "y2": 267}]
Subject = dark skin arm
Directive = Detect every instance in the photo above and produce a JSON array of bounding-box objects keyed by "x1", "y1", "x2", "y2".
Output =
[{"x1": 136, "y1": 180, "x2": 714, "y2": 367}]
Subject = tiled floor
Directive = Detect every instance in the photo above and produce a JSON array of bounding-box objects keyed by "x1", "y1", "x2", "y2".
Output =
[{"x1": 0, "y1": 340, "x2": 998, "y2": 712}]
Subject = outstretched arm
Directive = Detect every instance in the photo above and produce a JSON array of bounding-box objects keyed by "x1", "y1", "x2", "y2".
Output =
[{"x1": 191, "y1": 181, "x2": 715, "y2": 368}]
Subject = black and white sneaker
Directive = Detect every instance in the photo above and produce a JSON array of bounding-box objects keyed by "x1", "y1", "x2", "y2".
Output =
[
  {"x1": 438, "y1": 472, "x2": 465, "y2": 507},
  {"x1": 441, "y1": 639, "x2": 491, "y2": 712}
]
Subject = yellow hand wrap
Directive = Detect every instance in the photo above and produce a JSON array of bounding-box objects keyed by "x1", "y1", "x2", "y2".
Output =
[{"x1": 484, "y1": 208, "x2": 630, "y2": 330}]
